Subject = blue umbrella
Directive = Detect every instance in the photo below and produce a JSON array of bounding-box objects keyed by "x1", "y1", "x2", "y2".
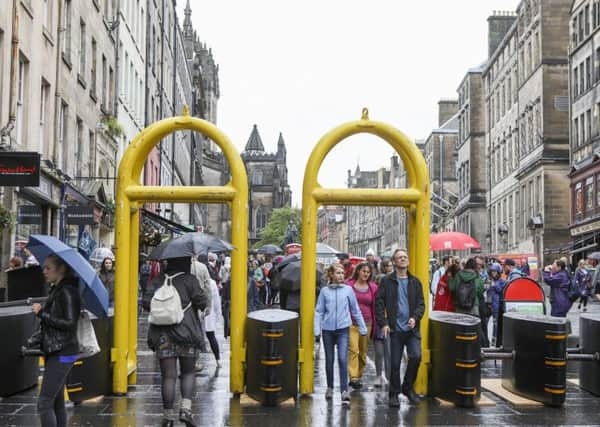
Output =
[{"x1": 26, "y1": 235, "x2": 109, "y2": 318}]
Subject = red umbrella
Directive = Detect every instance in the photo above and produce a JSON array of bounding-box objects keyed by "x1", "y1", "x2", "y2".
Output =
[{"x1": 429, "y1": 232, "x2": 480, "y2": 251}]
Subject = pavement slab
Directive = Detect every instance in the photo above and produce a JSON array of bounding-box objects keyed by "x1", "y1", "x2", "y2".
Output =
[{"x1": 0, "y1": 301, "x2": 599, "y2": 426}]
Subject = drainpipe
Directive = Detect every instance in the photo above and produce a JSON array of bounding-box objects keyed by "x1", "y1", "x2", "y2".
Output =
[
  {"x1": 0, "y1": 0, "x2": 19, "y2": 297},
  {"x1": 0, "y1": 0, "x2": 18, "y2": 144},
  {"x1": 113, "y1": 0, "x2": 121, "y2": 118},
  {"x1": 439, "y1": 134, "x2": 444, "y2": 230},
  {"x1": 171, "y1": 10, "x2": 176, "y2": 220}
]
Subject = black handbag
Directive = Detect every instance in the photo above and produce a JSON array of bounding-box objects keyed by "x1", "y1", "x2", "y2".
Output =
[{"x1": 21, "y1": 328, "x2": 44, "y2": 357}]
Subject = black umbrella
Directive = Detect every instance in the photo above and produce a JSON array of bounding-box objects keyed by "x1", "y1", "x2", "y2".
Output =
[
  {"x1": 257, "y1": 244, "x2": 283, "y2": 255},
  {"x1": 148, "y1": 232, "x2": 233, "y2": 260},
  {"x1": 273, "y1": 253, "x2": 322, "y2": 291}
]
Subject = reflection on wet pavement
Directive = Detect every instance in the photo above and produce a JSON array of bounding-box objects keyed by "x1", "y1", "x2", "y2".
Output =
[{"x1": 0, "y1": 303, "x2": 599, "y2": 426}]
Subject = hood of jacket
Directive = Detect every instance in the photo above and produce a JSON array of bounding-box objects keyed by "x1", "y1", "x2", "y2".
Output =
[{"x1": 456, "y1": 270, "x2": 479, "y2": 282}]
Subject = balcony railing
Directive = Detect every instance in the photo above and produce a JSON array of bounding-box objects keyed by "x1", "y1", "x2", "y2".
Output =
[{"x1": 574, "y1": 207, "x2": 600, "y2": 224}]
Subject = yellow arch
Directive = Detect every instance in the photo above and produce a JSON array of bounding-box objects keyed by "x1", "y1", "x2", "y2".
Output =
[
  {"x1": 113, "y1": 108, "x2": 248, "y2": 394},
  {"x1": 299, "y1": 109, "x2": 431, "y2": 394}
]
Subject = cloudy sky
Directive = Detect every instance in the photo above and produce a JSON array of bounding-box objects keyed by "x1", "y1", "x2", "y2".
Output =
[{"x1": 179, "y1": 0, "x2": 520, "y2": 206}]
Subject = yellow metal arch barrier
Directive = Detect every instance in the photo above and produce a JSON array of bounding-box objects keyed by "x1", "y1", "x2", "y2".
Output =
[
  {"x1": 299, "y1": 109, "x2": 431, "y2": 394},
  {"x1": 113, "y1": 107, "x2": 248, "y2": 394}
]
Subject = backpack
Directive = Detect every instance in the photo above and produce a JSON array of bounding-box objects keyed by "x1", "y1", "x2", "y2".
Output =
[
  {"x1": 456, "y1": 276, "x2": 476, "y2": 310},
  {"x1": 149, "y1": 272, "x2": 189, "y2": 325},
  {"x1": 567, "y1": 272, "x2": 580, "y2": 302}
]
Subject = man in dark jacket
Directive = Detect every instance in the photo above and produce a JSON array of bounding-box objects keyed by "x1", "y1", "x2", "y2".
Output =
[{"x1": 375, "y1": 248, "x2": 425, "y2": 407}]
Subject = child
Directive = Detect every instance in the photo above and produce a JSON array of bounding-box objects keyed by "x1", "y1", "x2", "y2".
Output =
[{"x1": 314, "y1": 263, "x2": 367, "y2": 404}]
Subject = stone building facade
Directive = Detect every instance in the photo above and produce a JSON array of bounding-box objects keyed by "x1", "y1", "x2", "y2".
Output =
[
  {"x1": 483, "y1": 1, "x2": 571, "y2": 265},
  {"x1": 317, "y1": 206, "x2": 347, "y2": 253},
  {"x1": 242, "y1": 125, "x2": 291, "y2": 247},
  {"x1": 568, "y1": 0, "x2": 600, "y2": 259},
  {"x1": 381, "y1": 155, "x2": 408, "y2": 256},
  {"x1": 423, "y1": 100, "x2": 459, "y2": 232},
  {"x1": 456, "y1": 66, "x2": 489, "y2": 253},
  {"x1": 346, "y1": 165, "x2": 390, "y2": 256}
]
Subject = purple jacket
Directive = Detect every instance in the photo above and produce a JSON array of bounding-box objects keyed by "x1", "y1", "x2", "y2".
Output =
[
  {"x1": 543, "y1": 270, "x2": 572, "y2": 317},
  {"x1": 575, "y1": 268, "x2": 591, "y2": 296}
]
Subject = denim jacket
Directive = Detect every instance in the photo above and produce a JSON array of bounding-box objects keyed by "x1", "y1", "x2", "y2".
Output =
[{"x1": 314, "y1": 284, "x2": 367, "y2": 336}]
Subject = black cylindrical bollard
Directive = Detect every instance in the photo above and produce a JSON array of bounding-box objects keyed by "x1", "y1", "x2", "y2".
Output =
[
  {"x1": 245, "y1": 309, "x2": 298, "y2": 405},
  {"x1": 0, "y1": 303, "x2": 40, "y2": 397},
  {"x1": 502, "y1": 312, "x2": 568, "y2": 406},
  {"x1": 429, "y1": 311, "x2": 481, "y2": 407},
  {"x1": 579, "y1": 313, "x2": 600, "y2": 396}
]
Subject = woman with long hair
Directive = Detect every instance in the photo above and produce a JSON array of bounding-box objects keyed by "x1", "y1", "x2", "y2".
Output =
[
  {"x1": 373, "y1": 259, "x2": 393, "y2": 387},
  {"x1": 31, "y1": 254, "x2": 80, "y2": 427},
  {"x1": 345, "y1": 262, "x2": 378, "y2": 390},
  {"x1": 314, "y1": 263, "x2": 366, "y2": 404},
  {"x1": 147, "y1": 257, "x2": 208, "y2": 427},
  {"x1": 97, "y1": 257, "x2": 115, "y2": 306}
]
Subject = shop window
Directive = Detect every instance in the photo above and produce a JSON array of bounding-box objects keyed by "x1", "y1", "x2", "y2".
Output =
[
  {"x1": 586, "y1": 176, "x2": 594, "y2": 214},
  {"x1": 575, "y1": 182, "x2": 583, "y2": 218}
]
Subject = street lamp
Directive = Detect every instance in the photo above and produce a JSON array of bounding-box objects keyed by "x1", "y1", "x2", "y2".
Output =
[
  {"x1": 528, "y1": 214, "x2": 544, "y2": 269},
  {"x1": 498, "y1": 223, "x2": 509, "y2": 252}
]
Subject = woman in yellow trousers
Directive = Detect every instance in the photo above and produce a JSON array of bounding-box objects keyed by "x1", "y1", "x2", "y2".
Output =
[{"x1": 346, "y1": 262, "x2": 378, "y2": 389}]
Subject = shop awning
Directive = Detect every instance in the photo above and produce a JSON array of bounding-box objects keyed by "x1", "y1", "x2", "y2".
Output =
[{"x1": 141, "y1": 208, "x2": 194, "y2": 235}]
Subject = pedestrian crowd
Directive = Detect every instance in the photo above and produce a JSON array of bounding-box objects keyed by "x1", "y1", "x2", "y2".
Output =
[{"x1": 14, "y1": 234, "x2": 600, "y2": 426}]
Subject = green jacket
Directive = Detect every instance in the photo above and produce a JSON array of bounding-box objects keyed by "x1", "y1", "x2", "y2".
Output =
[{"x1": 448, "y1": 270, "x2": 484, "y2": 315}]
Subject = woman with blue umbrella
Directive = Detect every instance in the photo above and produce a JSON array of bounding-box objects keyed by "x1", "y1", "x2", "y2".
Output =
[{"x1": 31, "y1": 254, "x2": 81, "y2": 427}]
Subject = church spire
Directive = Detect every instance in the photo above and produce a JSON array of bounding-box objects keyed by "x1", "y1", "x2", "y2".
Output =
[
  {"x1": 276, "y1": 132, "x2": 286, "y2": 161},
  {"x1": 183, "y1": 0, "x2": 193, "y2": 34},
  {"x1": 244, "y1": 124, "x2": 265, "y2": 153}
]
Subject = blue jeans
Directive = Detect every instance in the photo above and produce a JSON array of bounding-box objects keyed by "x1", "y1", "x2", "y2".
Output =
[
  {"x1": 322, "y1": 328, "x2": 350, "y2": 392},
  {"x1": 389, "y1": 329, "x2": 421, "y2": 396}
]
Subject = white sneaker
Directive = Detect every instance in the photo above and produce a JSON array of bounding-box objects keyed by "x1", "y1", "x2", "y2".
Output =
[
  {"x1": 195, "y1": 360, "x2": 204, "y2": 372},
  {"x1": 325, "y1": 388, "x2": 333, "y2": 400},
  {"x1": 341, "y1": 391, "x2": 351, "y2": 404},
  {"x1": 216, "y1": 360, "x2": 222, "y2": 368}
]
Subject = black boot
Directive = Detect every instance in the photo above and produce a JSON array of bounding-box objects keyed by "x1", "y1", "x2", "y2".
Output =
[{"x1": 179, "y1": 408, "x2": 197, "y2": 427}]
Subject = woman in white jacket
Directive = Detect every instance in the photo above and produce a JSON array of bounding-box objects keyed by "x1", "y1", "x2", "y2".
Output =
[{"x1": 204, "y1": 278, "x2": 222, "y2": 368}]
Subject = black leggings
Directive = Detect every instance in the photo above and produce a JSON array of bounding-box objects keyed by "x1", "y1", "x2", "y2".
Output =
[
  {"x1": 206, "y1": 331, "x2": 220, "y2": 360},
  {"x1": 38, "y1": 355, "x2": 74, "y2": 427},
  {"x1": 159, "y1": 356, "x2": 196, "y2": 409}
]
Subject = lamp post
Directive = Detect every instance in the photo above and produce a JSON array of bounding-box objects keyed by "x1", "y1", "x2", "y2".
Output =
[
  {"x1": 498, "y1": 223, "x2": 509, "y2": 252},
  {"x1": 528, "y1": 214, "x2": 544, "y2": 273}
]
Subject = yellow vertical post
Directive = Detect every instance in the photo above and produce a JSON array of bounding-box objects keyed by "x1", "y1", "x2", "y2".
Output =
[
  {"x1": 229, "y1": 183, "x2": 248, "y2": 394},
  {"x1": 127, "y1": 205, "x2": 140, "y2": 384},
  {"x1": 299, "y1": 108, "x2": 430, "y2": 394},
  {"x1": 113, "y1": 107, "x2": 248, "y2": 394},
  {"x1": 113, "y1": 192, "x2": 131, "y2": 394}
]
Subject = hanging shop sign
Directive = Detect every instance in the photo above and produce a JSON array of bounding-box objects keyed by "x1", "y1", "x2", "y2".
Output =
[
  {"x1": 65, "y1": 205, "x2": 95, "y2": 225},
  {"x1": 0, "y1": 152, "x2": 41, "y2": 186},
  {"x1": 17, "y1": 205, "x2": 42, "y2": 225}
]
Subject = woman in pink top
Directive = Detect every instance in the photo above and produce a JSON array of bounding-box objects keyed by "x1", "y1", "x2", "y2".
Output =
[{"x1": 346, "y1": 262, "x2": 378, "y2": 389}]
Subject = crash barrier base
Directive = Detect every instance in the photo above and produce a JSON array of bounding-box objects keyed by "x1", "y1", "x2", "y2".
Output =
[
  {"x1": 429, "y1": 311, "x2": 481, "y2": 407},
  {"x1": 501, "y1": 312, "x2": 568, "y2": 407},
  {"x1": 66, "y1": 313, "x2": 114, "y2": 403},
  {"x1": 7, "y1": 266, "x2": 48, "y2": 301},
  {"x1": 497, "y1": 277, "x2": 545, "y2": 347},
  {"x1": 578, "y1": 313, "x2": 600, "y2": 396},
  {"x1": 0, "y1": 301, "x2": 41, "y2": 397},
  {"x1": 246, "y1": 309, "x2": 298, "y2": 405}
]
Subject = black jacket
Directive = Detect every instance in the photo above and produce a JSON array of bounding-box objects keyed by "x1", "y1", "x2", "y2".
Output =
[
  {"x1": 39, "y1": 280, "x2": 81, "y2": 355},
  {"x1": 147, "y1": 273, "x2": 208, "y2": 350},
  {"x1": 375, "y1": 271, "x2": 425, "y2": 336}
]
